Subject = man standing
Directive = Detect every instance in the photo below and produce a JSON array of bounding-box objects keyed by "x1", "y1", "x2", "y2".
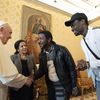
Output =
[
  {"x1": 34, "y1": 30, "x2": 77, "y2": 100},
  {"x1": 0, "y1": 21, "x2": 33, "y2": 100},
  {"x1": 65, "y1": 12, "x2": 100, "y2": 99}
]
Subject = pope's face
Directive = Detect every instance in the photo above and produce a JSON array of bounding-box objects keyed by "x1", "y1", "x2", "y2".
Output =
[{"x1": 0, "y1": 25, "x2": 12, "y2": 44}]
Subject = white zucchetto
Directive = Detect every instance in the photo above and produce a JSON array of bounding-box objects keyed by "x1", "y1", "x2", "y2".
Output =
[{"x1": 0, "y1": 21, "x2": 6, "y2": 26}]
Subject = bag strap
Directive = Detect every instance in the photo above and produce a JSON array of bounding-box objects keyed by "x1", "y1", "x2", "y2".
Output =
[{"x1": 83, "y1": 38, "x2": 100, "y2": 59}]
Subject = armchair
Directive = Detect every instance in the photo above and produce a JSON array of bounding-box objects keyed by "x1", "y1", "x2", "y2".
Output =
[{"x1": 77, "y1": 60, "x2": 94, "y2": 99}]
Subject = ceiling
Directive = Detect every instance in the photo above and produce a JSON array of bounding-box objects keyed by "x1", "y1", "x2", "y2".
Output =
[{"x1": 37, "y1": 0, "x2": 100, "y2": 21}]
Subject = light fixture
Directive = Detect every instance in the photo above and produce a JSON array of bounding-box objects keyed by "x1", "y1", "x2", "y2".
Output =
[{"x1": 82, "y1": 0, "x2": 100, "y2": 8}]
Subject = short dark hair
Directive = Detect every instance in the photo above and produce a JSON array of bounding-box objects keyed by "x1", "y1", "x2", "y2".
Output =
[
  {"x1": 38, "y1": 30, "x2": 53, "y2": 41},
  {"x1": 14, "y1": 40, "x2": 26, "y2": 54}
]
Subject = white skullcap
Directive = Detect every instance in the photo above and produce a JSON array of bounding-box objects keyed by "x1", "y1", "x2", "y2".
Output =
[{"x1": 0, "y1": 21, "x2": 6, "y2": 26}]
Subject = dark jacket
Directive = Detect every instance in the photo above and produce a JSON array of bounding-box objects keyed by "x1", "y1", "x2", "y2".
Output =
[
  {"x1": 35, "y1": 42, "x2": 77, "y2": 100},
  {"x1": 10, "y1": 54, "x2": 36, "y2": 100}
]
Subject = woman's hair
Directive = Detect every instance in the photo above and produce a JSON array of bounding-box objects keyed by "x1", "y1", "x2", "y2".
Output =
[{"x1": 14, "y1": 40, "x2": 26, "y2": 54}]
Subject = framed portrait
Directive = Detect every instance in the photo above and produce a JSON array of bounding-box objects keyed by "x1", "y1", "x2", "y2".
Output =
[
  {"x1": 21, "y1": 5, "x2": 51, "y2": 64},
  {"x1": 21, "y1": 5, "x2": 51, "y2": 38}
]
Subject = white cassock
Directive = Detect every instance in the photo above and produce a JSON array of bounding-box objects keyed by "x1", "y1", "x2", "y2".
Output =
[{"x1": 0, "y1": 41, "x2": 27, "y2": 100}]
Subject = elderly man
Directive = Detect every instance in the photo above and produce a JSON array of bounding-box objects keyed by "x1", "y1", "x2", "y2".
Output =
[{"x1": 0, "y1": 21, "x2": 33, "y2": 100}]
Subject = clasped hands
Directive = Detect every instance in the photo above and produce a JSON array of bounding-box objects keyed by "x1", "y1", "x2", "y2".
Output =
[{"x1": 25, "y1": 75, "x2": 34, "y2": 87}]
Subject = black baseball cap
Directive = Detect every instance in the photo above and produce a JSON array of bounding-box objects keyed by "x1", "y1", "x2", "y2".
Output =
[{"x1": 65, "y1": 13, "x2": 88, "y2": 26}]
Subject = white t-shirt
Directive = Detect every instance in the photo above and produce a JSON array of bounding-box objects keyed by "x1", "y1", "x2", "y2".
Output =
[
  {"x1": 47, "y1": 60, "x2": 59, "y2": 82},
  {"x1": 81, "y1": 27, "x2": 100, "y2": 81}
]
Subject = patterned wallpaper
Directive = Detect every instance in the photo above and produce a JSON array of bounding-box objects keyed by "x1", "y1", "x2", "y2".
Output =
[{"x1": 0, "y1": 0, "x2": 100, "y2": 62}]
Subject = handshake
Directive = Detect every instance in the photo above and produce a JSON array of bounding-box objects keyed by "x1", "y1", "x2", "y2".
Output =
[{"x1": 25, "y1": 75, "x2": 34, "y2": 87}]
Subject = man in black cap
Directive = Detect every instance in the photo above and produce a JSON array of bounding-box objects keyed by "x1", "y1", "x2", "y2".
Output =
[{"x1": 65, "y1": 12, "x2": 100, "y2": 100}]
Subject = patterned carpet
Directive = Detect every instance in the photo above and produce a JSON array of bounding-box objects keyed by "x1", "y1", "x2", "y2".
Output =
[
  {"x1": 71, "y1": 92, "x2": 97, "y2": 100},
  {"x1": 37, "y1": 92, "x2": 97, "y2": 100}
]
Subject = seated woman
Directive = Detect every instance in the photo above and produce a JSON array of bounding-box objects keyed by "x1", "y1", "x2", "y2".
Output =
[{"x1": 9, "y1": 40, "x2": 36, "y2": 100}]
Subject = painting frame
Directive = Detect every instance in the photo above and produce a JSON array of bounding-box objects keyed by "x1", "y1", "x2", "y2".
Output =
[
  {"x1": 21, "y1": 5, "x2": 51, "y2": 39},
  {"x1": 21, "y1": 5, "x2": 51, "y2": 64}
]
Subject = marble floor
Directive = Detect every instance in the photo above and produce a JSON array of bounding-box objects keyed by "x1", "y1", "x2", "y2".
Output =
[{"x1": 71, "y1": 92, "x2": 97, "y2": 100}]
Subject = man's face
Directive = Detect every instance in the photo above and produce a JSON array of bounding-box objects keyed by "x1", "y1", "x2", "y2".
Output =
[
  {"x1": 0, "y1": 25, "x2": 12, "y2": 44},
  {"x1": 71, "y1": 20, "x2": 84, "y2": 36},
  {"x1": 38, "y1": 33, "x2": 48, "y2": 49}
]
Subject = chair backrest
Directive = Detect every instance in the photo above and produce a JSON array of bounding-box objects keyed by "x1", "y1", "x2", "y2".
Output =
[
  {"x1": 79, "y1": 70, "x2": 88, "y2": 78},
  {"x1": 77, "y1": 70, "x2": 93, "y2": 87}
]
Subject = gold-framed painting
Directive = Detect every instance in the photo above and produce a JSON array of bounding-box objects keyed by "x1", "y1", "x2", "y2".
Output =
[
  {"x1": 21, "y1": 5, "x2": 51, "y2": 38},
  {"x1": 21, "y1": 5, "x2": 51, "y2": 64}
]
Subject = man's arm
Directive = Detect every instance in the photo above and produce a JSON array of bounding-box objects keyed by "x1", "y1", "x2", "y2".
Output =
[
  {"x1": 63, "y1": 48, "x2": 77, "y2": 87},
  {"x1": 0, "y1": 43, "x2": 32, "y2": 88},
  {"x1": 63, "y1": 48, "x2": 78, "y2": 95}
]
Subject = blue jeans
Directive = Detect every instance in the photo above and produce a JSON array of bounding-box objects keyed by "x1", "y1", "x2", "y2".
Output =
[{"x1": 95, "y1": 80, "x2": 100, "y2": 100}]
